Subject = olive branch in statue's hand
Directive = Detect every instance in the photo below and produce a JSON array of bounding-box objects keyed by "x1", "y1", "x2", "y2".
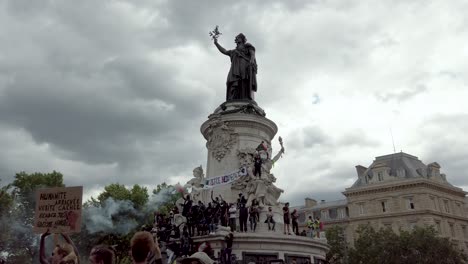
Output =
[{"x1": 209, "y1": 25, "x2": 222, "y2": 41}]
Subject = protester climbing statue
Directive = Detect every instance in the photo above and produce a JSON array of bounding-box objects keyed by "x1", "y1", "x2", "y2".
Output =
[{"x1": 211, "y1": 26, "x2": 257, "y2": 101}]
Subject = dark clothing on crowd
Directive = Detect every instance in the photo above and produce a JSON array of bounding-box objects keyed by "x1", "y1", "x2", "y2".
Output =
[
  {"x1": 283, "y1": 206, "x2": 290, "y2": 225},
  {"x1": 253, "y1": 156, "x2": 262, "y2": 177},
  {"x1": 239, "y1": 207, "x2": 248, "y2": 232},
  {"x1": 292, "y1": 210, "x2": 299, "y2": 235}
]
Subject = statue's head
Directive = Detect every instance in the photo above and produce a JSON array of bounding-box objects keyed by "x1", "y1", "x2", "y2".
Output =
[
  {"x1": 235, "y1": 33, "x2": 247, "y2": 44},
  {"x1": 193, "y1": 165, "x2": 203, "y2": 178}
]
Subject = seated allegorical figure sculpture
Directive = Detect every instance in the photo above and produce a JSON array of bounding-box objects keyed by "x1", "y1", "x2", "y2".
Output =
[
  {"x1": 233, "y1": 138, "x2": 285, "y2": 206},
  {"x1": 185, "y1": 165, "x2": 211, "y2": 203}
]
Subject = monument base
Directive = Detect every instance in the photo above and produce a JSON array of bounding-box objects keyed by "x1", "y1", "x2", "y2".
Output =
[{"x1": 192, "y1": 232, "x2": 328, "y2": 263}]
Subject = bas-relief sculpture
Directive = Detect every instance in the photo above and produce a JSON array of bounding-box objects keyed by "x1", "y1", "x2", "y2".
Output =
[
  {"x1": 184, "y1": 140, "x2": 285, "y2": 206},
  {"x1": 206, "y1": 120, "x2": 237, "y2": 162}
]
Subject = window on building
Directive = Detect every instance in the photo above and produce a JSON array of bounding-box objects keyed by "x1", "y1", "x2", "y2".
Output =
[
  {"x1": 346, "y1": 207, "x2": 349, "y2": 217},
  {"x1": 313, "y1": 211, "x2": 320, "y2": 220},
  {"x1": 329, "y1": 208, "x2": 338, "y2": 219},
  {"x1": 430, "y1": 196, "x2": 437, "y2": 211},
  {"x1": 338, "y1": 208, "x2": 345, "y2": 219},
  {"x1": 444, "y1": 200, "x2": 450, "y2": 213},
  {"x1": 359, "y1": 203, "x2": 365, "y2": 215},
  {"x1": 378, "y1": 172, "x2": 383, "y2": 181},
  {"x1": 449, "y1": 223, "x2": 455, "y2": 237},
  {"x1": 381, "y1": 201, "x2": 387, "y2": 213},
  {"x1": 456, "y1": 203, "x2": 461, "y2": 215},
  {"x1": 321, "y1": 210, "x2": 329, "y2": 220},
  {"x1": 435, "y1": 221, "x2": 442, "y2": 234},
  {"x1": 407, "y1": 197, "x2": 415, "y2": 210},
  {"x1": 462, "y1": 225, "x2": 467, "y2": 239},
  {"x1": 298, "y1": 212, "x2": 306, "y2": 223}
]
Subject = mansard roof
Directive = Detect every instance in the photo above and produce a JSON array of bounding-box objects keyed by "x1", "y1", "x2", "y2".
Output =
[{"x1": 350, "y1": 152, "x2": 451, "y2": 188}]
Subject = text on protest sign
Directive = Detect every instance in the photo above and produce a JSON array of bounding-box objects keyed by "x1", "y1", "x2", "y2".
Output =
[{"x1": 34, "y1": 186, "x2": 83, "y2": 234}]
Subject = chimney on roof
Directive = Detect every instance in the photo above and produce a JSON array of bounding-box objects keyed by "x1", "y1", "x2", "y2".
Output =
[
  {"x1": 305, "y1": 198, "x2": 317, "y2": 208},
  {"x1": 321, "y1": 200, "x2": 325, "y2": 204},
  {"x1": 356, "y1": 165, "x2": 367, "y2": 177}
]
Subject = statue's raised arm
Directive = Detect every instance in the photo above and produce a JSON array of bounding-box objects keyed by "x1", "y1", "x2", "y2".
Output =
[{"x1": 214, "y1": 38, "x2": 229, "y2": 56}]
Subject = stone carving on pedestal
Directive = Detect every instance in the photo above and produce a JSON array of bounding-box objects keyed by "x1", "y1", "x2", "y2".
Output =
[
  {"x1": 232, "y1": 141, "x2": 285, "y2": 206},
  {"x1": 206, "y1": 118, "x2": 238, "y2": 162},
  {"x1": 185, "y1": 165, "x2": 207, "y2": 202}
]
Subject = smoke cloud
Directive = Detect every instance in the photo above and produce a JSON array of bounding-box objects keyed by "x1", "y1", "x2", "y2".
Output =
[{"x1": 82, "y1": 186, "x2": 178, "y2": 235}]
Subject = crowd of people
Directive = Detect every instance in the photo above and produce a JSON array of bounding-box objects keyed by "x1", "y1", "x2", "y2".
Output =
[
  {"x1": 155, "y1": 191, "x2": 323, "y2": 243},
  {"x1": 155, "y1": 191, "x2": 266, "y2": 241},
  {"x1": 39, "y1": 228, "x2": 225, "y2": 264},
  {"x1": 38, "y1": 192, "x2": 323, "y2": 264}
]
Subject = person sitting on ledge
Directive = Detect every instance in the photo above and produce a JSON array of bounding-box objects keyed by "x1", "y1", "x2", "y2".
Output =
[{"x1": 265, "y1": 206, "x2": 276, "y2": 231}]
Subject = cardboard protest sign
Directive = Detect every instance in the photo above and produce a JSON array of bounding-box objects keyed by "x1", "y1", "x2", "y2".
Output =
[{"x1": 34, "y1": 186, "x2": 83, "y2": 234}]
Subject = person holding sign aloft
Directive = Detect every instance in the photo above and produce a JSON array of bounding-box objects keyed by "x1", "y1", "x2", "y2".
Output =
[{"x1": 40, "y1": 229, "x2": 80, "y2": 264}]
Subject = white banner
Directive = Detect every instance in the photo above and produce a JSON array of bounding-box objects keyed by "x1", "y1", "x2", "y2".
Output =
[{"x1": 204, "y1": 167, "x2": 247, "y2": 188}]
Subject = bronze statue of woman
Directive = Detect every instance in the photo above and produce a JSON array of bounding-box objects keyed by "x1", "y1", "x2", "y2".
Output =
[{"x1": 214, "y1": 33, "x2": 257, "y2": 101}]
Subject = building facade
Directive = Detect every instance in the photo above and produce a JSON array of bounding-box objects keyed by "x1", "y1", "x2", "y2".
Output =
[{"x1": 295, "y1": 152, "x2": 468, "y2": 251}]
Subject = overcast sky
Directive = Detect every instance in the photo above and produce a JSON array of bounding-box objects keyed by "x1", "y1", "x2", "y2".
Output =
[{"x1": 1, "y1": 0, "x2": 467, "y2": 206}]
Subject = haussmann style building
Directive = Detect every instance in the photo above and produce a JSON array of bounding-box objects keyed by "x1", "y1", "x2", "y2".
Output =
[{"x1": 295, "y1": 152, "x2": 468, "y2": 251}]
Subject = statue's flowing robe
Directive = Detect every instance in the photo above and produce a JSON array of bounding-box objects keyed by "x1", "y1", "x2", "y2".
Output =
[{"x1": 226, "y1": 43, "x2": 257, "y2": 101}]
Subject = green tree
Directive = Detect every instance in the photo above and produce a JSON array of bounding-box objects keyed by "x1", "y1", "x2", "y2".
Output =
[
  {"x1": 78, "y1": 183, "x2": 152, "y2": 264},
  {"x1": 97, "y1": 183, "x2": 132, "y2": 202},
  {"x1": 0, "y1": 171, "x2": 64, "y2": 263},
  {"x1": 326, "y1": 225, "x2": 348, "y2": 264},
  {"x1": 152, "y1": 183, "x2": 183, "y2": 215},
  {"x1": 348, "y1": 225, "x2": 467, "y2": 264}
]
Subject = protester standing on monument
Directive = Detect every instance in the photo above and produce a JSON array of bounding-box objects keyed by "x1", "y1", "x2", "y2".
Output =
[
  {"x1": 251, "y1": 198, "x2": 260, "y2": 221},
  {"x1": 223, "y1": 233, "x2": 234, "y2": 264},
  {"x1": 253, "y1": 153, "x2": 262, "y2": 178},
  {"x1": 206, "y1": 203, "x2": 215, "y2": 234},
  {"x1": 213, "y1": 32, "x2": 257, "y2": 101},
  {"x1": 265, "y1": 206, "x2": 276, "y2": 231},
  {"x1": 229, "y1": 203, "x2": 237, "y2": 232},
  {"x1": 249, "y1": 204, "x2": 258, "y2": 232},
  {"x1": 283, "y1": 202, "x2": 291, "y2": 235},
  {"x1": 237, "y1": 193, "x2": 248, "y2": 232},
  {"x1": 220, "y1": 199, "x2": 229, "y2": 227},
  {"x1": 306, "y1": 216, "x2": 314, "y2": 238},
  {"x1": 181, "y1": 195, "x2": 193, "y2": 217},
  {"x1": 316, "y1": 217, "x2": 323, "y2": 238},
  {"x1": 291, "y1": 209, "x2": 299, "y2": 235}
]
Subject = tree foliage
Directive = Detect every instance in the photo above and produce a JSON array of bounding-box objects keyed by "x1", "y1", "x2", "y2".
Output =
[
  {"x1": 0, "y1": 171, "x2": 65, "y2": 263},
  {"x1": 348, "y1": 225, "x2": 467, "y2": 264},
  {"x1": 97, "y1": 183, "x2": 149, "y2": 209},
  {"x1": 0, "y1": 172, "x2": 182, "y2": 264},
  {"x1": 326, "y1": 225, "x2": 348, "y2": 264},
  {"x1": 75, "y1": 182, "x2": 180, "y2": 264}
]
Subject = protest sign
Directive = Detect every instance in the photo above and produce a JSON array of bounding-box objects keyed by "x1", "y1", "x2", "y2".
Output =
[
  {"x1": 204, "y1": 167, "x2": 247, "y2": 188},
  {"x1": 34, "y1": 186, "x2": 83, "y2": 234}
]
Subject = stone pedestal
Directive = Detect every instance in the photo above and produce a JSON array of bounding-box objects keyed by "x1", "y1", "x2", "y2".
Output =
[
  {"x1": 200, "y1": 101, "x2": 278, "y2": 203},
  {"x1": 201, "y1": 101, "x2": 277, "y2": 177},
  {"x1": 192, "y1": 232, "x2": 328, "y2": 263}
]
